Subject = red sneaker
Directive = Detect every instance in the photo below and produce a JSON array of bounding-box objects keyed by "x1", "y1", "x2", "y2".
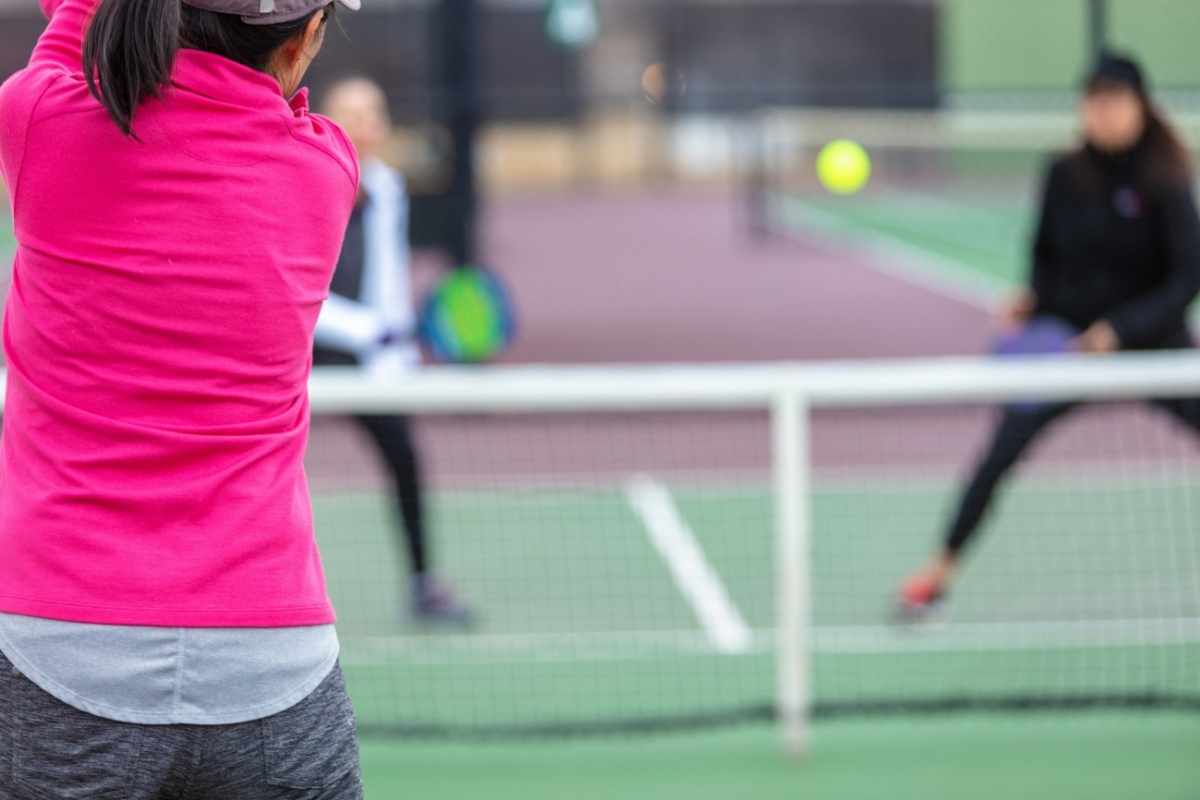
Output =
[{"x1": 895, "y1": 573, "x2": 946, "y2": 623}]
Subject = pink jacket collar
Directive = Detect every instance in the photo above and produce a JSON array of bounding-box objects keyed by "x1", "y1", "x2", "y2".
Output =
[{"x1": 171, "y1": 49, "x2": 310, "y2": 117}]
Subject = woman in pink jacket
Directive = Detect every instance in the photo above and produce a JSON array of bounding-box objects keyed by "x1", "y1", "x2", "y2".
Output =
[{"x1": 0, "y1": 0, "x2": 365, "y2": 797}]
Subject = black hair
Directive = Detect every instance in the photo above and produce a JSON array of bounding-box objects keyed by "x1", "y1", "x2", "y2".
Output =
[
  {"x1": 83, "y1": 0, "x2": 332, "y2": 137},
  {"x1": 1085, "y1": 51, "x2": 1147, "y2": 97},
  {"x1": 1139, "y1": 103, "x2": 1193, "y2": 185}
]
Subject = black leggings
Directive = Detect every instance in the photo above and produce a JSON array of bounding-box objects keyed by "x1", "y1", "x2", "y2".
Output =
[
  {"x1": 354, "y1": 415, "x2": 428, "y2": 575},
  {"x1": 944, "y1": 395, "x2": 1200, "y2": 556}
]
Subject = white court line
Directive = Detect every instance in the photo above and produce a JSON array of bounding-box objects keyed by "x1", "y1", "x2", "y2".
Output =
[
  {"x1": 342, "y1": 630, "x2": 772, "y2": 666},
  {"x1": 772, "y1": 195, "x2": 1005, "y2": 310},
  {"x1": 817, "y1": 617, "x2": 1200, "y2": 654},
  {"x1": 624, "y1": 475, "x2": 754, "y2": 654},
  {"x1": 339, "y1": 617, "x2": 1200, "y2": 666}
]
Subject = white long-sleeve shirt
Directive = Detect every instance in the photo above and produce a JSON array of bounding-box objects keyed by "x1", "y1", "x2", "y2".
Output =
[{"x1": 314, "y1": 158, "x2": 420, "y2": 373}]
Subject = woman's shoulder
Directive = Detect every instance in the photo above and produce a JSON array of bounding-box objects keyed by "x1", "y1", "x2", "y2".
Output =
[
  {"x1": 0, "y1": 64, "x2": 59, "y2": 122},
  {"x1": 1043, "y1": 150, "x2": 1081, "y2": 182},
  {"x1": 0, "y1": 66, "x2": 64, "y2": 194},
  {"x1": 1142, "y1": 158, "x2": 1194, "y2": 200},
  {"x1": 1031, "y1": 151, "x2": 1081, "y2": 200},
  {"x1": 287, "y1": 102, "x2": 360, "y2": 195}
]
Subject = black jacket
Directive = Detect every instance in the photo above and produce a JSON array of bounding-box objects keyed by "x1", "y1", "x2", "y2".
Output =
[
  {"x1": 313, "y1": 203, "x2": 367, "y2": 367},
  {"x1": 1031, "y1": 140, "x2": 1200, "y2": 348}
]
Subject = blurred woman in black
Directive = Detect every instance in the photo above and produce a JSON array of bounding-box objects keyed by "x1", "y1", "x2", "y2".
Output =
[{"x1": 899, "y1": 52, "x2": 1200, "y2": 617}]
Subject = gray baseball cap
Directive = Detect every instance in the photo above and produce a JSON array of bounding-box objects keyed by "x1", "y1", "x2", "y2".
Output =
[{"x1": 183, "y1": 0, "x2": 361, "y2": 26}]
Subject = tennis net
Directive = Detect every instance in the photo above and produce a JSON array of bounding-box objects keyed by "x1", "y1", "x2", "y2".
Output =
[{"x1": 304, "y1": 355, "x2": 1200, "y2": 751}]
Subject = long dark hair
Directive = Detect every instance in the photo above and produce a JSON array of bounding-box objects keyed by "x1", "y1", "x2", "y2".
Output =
[
  {"x1": 1138, "y1": 101, "x2": 1193, "y2": 186},
  {"x1": 83, "y1": 0, "x2": 331, "y2": 137}
]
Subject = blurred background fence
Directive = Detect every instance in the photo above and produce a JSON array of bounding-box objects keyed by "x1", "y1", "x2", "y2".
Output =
[{"x1": 6, "y1": 0, "x2": 1200, "y2": 197}]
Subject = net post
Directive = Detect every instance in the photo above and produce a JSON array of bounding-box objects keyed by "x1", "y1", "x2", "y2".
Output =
[
  {"x1": 1088, "y1": 0, "x2": 1109, "y2": 58},
  {"x1": 772, "y1": 388, "x2": 811, "y2": 757}
]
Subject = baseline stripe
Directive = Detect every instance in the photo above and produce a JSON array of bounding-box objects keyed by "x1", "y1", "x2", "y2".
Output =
[{"x1": 340, "y1": 617, "x2": 1200, "y2": 666}]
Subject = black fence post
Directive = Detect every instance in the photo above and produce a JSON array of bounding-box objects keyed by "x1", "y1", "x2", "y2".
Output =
[
  {"x1": 1088, "y1": 0, "x2": 1109, "y2": 59},
  {"x1": 434, "y1": 0, "x2": 481, "y2": 267}
]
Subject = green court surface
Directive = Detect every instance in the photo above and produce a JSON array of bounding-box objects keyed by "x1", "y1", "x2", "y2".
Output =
[
  {"x1": 778, "y1": 187, "x2": 1200, "y2": 327},
  {"x1": 313, "y1": 472, "x2": 1200, "y2": 795},
  {"x1": 781, "y1": 193, "x2": 1032, "y2": 291},
  {"x1": 361, "y1": 713, "x2": 1200, "y2": 800}
]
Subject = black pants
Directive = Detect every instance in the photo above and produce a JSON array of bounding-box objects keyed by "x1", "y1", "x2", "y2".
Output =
[
  {"x1": 944, "y1": 394, "x2": 1200, "y2": 555},
  {"x1": 353, "y1": 415, "x2": 428, "y2": 575}
]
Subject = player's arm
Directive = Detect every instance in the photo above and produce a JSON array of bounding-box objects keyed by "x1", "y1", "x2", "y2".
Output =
[
  {"x1": 1000, "y1": 161, "x2": 1060, "y2": 329},
  {"x1": 1027, "y1": 160, "x2": 1063, "y2": 316},
  {"x1": 1107, "y1": 183, "x2": 1200, "y2": 348},
  {"x1": 30, "y1": 0, "x2": 97, "y2": 73},
  {"x1": 315, "y1": 294, "x2": 396, "y2": 357}
]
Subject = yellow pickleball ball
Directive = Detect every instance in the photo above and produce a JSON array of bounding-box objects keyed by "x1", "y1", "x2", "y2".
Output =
[{"x1": 816, "y1": 139, "x2": 872, "y2": 195}]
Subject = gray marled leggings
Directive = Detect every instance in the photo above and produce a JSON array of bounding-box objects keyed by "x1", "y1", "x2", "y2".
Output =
[{"x1": 0, "y1": 651, "x2": 363, "y2": 800}]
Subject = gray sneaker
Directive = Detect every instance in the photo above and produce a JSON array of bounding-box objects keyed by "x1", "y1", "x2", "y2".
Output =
[{"x1": 412, "y1": 575, "x2": 475, "y2": 627}]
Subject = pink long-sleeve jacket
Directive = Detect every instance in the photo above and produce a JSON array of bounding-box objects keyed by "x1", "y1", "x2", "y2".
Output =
[{"x1": 0, "y1": 0, "x2": 358, "y2": 626}]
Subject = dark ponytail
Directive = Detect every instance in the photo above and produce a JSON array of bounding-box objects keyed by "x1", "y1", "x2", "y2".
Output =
[
  {"x1": 83, "y1": 0, "x2": 180, "y2": 137},
  {"x1": 83, "y1": 0, "x2": 331, "y2": 138}
]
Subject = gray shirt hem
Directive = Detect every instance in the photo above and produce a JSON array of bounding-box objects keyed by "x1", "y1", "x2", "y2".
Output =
[{"x1": 0, "y1": 622, "x2": 340, "y2": 726}]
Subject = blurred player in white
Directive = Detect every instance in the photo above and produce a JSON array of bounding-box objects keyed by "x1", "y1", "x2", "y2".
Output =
[{"x1": 316, "y1": 77, "x2": 473, "y2": 625}]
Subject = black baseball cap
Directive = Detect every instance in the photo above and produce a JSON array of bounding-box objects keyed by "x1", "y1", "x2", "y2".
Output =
[
  {"x1": 183, "y1": 0, "x2": 360, "y2": 26},
  {"x1": 1085, "y1": 51, "x2": 1148, "y2": 96}
]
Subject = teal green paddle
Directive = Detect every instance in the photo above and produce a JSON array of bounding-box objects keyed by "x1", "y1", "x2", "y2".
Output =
[{"x1": 418, "y1": 268, "x2": 516, "y2": 363}]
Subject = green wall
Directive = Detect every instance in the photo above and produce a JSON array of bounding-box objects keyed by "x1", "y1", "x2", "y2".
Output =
[
  {"x1": 943, "y1": 0, "x2": 1088, "y2": 92},
  {"x1": 1110, "y1": 0, "x2": 1200, "y2": 87},
  {"x1": 944, "y1": 0, "x2": 1200, "y2": 93}
]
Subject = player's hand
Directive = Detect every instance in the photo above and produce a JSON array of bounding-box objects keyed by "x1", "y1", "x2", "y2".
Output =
[
  {"x1": 996, "y1": 291, "x2": 1036, "y2": 331},
  {"x1": 1075, "y1": 320, "x2": 1120, "y2": 354},
  {"x1": 366, "y1": 341, "x2": 417, "y2": 378}
]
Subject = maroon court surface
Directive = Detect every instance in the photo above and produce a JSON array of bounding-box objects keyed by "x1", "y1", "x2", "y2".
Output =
[{"x1": 307, "y1": 188, "x2": 1197, "y2": 490}]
